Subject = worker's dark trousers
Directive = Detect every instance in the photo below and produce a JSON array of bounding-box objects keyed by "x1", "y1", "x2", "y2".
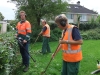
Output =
[
  {"x1": 61, "y1": 60, "x2": 80, "y2": 75},
  {"x1": 42, "y1": 36, "x2": 51, "y2": 54},
  {"x1": 19, "y1": 42, "x2": 29, "y2": 66}
]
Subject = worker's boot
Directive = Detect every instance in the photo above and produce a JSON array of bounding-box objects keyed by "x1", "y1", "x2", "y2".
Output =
[{"x1": 23, "y1": 65, "x2": 29, "y2": 72}]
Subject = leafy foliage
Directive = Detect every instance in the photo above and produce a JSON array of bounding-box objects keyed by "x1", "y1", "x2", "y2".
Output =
[
  {"x1": 0, "y1": 12, "x2": 4, "y2": 21},
  {"x1": 10, "y1": 0, "x2": 68, "y2": 43},
  {"x1": 0, "y1": 24, "x2": 1, "y2": 31},
  {"x1": 9, "y1": 20, "x2": 18, "y2": 28},
  {"x1": 4, "y1": 40, "x2": 100, "y2": 75},
  {"x1": 30, "y1": 23, "x2": 61, "y2": 42},
  {"x1": 11, "y1": 0, "x2": 68, "y2": 26},
  {"x1": 0, "y1": 32, "x2": 20, "y2": 75},
  {"x1": 81, "y1": 28, "x2": 100, "y2": 40},
  {"x1": 71, "y1": 22, "x2": 100, "y2": 31},
  {"x1": 96, "y1": 15, "x2": 100, "y2": 24}
]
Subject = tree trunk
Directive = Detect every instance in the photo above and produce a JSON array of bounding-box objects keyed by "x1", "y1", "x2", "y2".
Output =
[
  {"x1": 78, "y1": 21, "x2": 80, "y2": 29},
  {"x1": 36, "y1": 17, "x2": 40, "y2": 26}
]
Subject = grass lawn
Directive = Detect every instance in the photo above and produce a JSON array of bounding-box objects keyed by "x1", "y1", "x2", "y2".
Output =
[{"x1": 12, "y1": 40, "x2": 100, "y2": 75}]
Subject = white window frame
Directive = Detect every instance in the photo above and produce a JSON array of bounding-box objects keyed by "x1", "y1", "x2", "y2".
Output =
[
  {"x1": 66, "y1": 14, "x2": 74, "y2": 19},
  {"x1": 80, "y1": 14, "x2": 87, "y2": 21}
]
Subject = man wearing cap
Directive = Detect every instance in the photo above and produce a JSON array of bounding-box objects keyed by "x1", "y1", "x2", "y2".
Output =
[{"x1": 39, "y1": 19, "x2": 51, "y2": 54}]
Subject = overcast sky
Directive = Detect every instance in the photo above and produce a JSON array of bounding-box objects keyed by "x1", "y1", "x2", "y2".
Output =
[
  {"x1": 0, "y1": 0, "x2": 100, "y2": 20},
  {"x1": 70, "y1": 0, "x2": 100, "y2": 13},
  {"x1": 0, "y1": 0, "x2": 16, "y2": 20}
]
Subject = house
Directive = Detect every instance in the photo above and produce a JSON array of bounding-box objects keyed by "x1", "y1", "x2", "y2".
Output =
[{"x1": 64, "y1": 1, "x2": 98, "y2": 23}]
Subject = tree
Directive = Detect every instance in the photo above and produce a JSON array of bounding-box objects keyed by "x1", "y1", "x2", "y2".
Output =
[
  {"x1": 96, "y1": 15, "x2": 100, "y2": 24},
  {"x1": 0, "y1": 12, "x2": 4, "y2": 21},
  {"x1": 77, "y1": 14, "x2": 81, "y2": 29},
  {"x1": 10, "y1": 0, "x2": 69, "y2": 42},
  {"x1": 11, "y1": 0, "x2": 68, "y2": 26}
]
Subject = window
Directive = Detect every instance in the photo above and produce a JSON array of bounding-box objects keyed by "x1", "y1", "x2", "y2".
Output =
[
  {"x1": 66, "y1": 14, "x2": 74, "y2": 19},
  {"x1": 75, "y1": 6, "x2": 78, "y2": 8},
  {"x1": 80, "y1": 14, "x2": 87, "y2": 21}
]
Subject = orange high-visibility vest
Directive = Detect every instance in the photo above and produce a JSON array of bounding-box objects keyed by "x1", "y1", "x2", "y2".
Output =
[
  {"x1": 62, "y1": 24, "x2": 82, "y2": 62},
  {"x1": 16, "y1": 21, "x2": 31, "y2": 35},
  {"x1": 42, "y1": 24, "x2": 50, "y2": 37}
]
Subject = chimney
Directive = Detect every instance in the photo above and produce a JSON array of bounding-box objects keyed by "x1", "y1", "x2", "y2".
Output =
[{"x1": 77, "y1": 1, "x2": 80, "y2": 5}]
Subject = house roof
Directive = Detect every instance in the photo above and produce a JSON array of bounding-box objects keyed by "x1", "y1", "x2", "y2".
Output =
[{"x1": 67, "y1": 4, "x2": 98, "y2": 14}]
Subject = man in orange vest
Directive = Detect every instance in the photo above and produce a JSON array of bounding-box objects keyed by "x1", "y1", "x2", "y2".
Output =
[
  {"x1": 15, "y1": 10, "x2": 31, "y2": 72},
  {"x1": 39, "y1": 19, "x2": 51, "y2": 54},
  {"x1": 52, "y1": 14, "x2": 83, "y2": 75}
]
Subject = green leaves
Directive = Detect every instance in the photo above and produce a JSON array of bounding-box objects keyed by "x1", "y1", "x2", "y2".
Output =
[
  {"x1": 11, "y1": 0, "x2": 68, "y2": 26},
  {"x1": 0, "y1": 32, "x2": 19, "y2": 75},
  {"x1": 0, "y1": 12, "x2": 4, "y2": 21}
]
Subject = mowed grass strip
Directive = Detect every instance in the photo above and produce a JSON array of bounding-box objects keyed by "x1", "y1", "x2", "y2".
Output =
[{"x1": 12, "y1": 40, "x2": 100, "y2": 75}]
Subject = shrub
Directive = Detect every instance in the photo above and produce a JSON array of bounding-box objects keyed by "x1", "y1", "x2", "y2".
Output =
[
  {"x1": 0, "y1": 32, "x2": 20, "y2": 75},
  {"x1": 7, "y1": 24, "x2": 13, "y2": 31},
  {"x1": 0, "y1": 24, "x2": 1, "y2": 31},
  {"x1": 50, "y1": 28, "x2": 61, "y2": 41},
  {"x1": 71, "y1": 22, "x2": 100, "y2": 31},
  {"x1": 81, "y1": 28, "x2": 100, "y2": 40}
]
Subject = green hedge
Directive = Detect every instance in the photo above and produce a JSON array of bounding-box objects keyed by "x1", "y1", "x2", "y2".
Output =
[
  {"x1": 30, "y1": 22, "x2": 100, "y2": 42},
  {"x1": 81, "y1": 28, "x2": 100, "y2": 40},
  {"x1": 0, "y1": 24, "x2": 1, "y2": 31},
  {"x1": 71, "y1": 22, "x2": 100, "y2": 31},
  {"x1": 0, "y1": 32, "x2": 20, "y2": 75}
]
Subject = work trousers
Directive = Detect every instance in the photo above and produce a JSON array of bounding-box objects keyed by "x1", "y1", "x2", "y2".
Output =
[
  {"x1": 61, "y1": 60, "x2": 80, "y2": 75},
  {"x1": 19, "y1": 42, "x2": 29, "y2": 66},
  {"x1": 42, "y1": 36, "x2": 51, "y2": 54}
]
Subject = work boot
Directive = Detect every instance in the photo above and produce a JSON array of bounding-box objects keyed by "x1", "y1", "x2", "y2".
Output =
[{"x1": 23, "y1": 65, "x2": 29, "y2": 72}]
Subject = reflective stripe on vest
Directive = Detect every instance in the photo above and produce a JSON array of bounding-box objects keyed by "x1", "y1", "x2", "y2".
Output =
[
  {"x1": 18, "y1": 30, "x2": 26, "y2": 33},
  {"x1": 62, "y1": 26, "x2": 81, "y2": 54},
  {"x1": 62, "y1": 48, "x2": 81, "y2": 53},
  {"x1": 26, "y1": 28, "x2": 31, "y2": 30}
]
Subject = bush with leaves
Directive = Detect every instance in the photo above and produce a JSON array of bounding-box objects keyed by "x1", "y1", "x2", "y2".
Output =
[
  {"x1": 71, "y1": 22, "x2": 100, "y2": 31},
  {"x1": 81, "y1": 28, "x2": 100, "y2": 40},
  {"x1": 0, "y1": 32, "x2": 20, "y2": 75},
  {"x1": 0, "y1": 24, "x2": 1, "y2": 31}
]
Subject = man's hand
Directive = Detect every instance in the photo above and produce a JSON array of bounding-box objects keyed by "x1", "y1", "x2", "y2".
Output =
[
  {"x1": 23, "y1": 40, "x2": 27, "y2": 43},
  {"x1": 59, "y1": 40, "x2": 66, "y2": 44}
]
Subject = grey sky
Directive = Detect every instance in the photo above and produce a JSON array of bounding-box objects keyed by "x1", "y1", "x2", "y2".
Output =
[
  {"x1": 0, "y1": 0, "x2": 16, "y2": 20},
  {"x1": 0, "y1": 0, "x2": 100, "y2": 20},
  {"x1": 69, "y1": 0, "x2": 100, "y2": 13}
]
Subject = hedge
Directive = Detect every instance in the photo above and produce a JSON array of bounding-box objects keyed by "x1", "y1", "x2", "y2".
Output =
[{"x1": 0, "y1": 32, "x2": 20, "y2": 75}]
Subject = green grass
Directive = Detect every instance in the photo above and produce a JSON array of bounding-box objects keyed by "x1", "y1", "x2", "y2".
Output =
[{"x1": 12, "y1": 40, "x2": 100, "y2": 75}]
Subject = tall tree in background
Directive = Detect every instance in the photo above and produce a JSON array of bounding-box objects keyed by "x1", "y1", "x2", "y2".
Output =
[
  {"x1": 10, "y1": 0, "x2": 69, "y2": 42},
  {"x1": 77, "y1": 14, "x2": 80, "y2": 29},
  {"x1": 11, "y1": 0, "x2": 68, "y2": 27},
  {"x1": 96, "y1": 15, "x2": 100, "y2": 24},
  {"x1": 0, "y1": 12, "x2": 4, "y2": 21}
]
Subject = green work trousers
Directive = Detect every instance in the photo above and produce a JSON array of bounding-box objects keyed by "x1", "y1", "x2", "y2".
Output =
[
  {"x1": 42, "y1": 36, "x2": 51, "y2": 54},
  {"x1": 61, "y1": 60, "x2": 80, "y2": 75}
]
